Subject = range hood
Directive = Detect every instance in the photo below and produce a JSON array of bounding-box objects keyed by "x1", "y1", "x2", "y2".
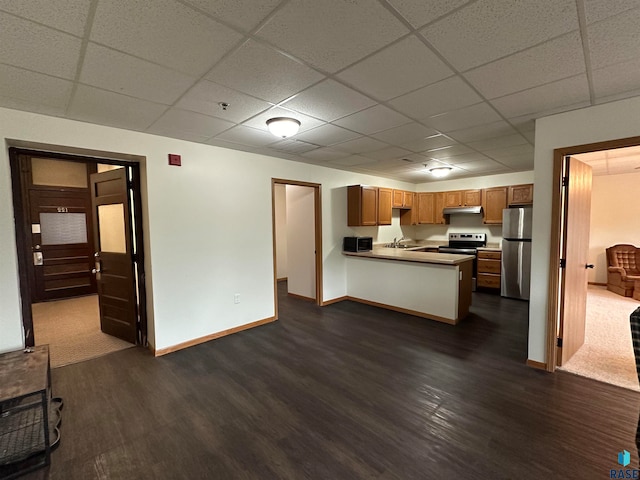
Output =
[{"x1": 442, "y1": 206, "x2": 483, "y2": 215}]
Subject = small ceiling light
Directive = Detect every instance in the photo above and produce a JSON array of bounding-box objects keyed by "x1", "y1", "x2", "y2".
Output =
[
  {"x1": 425, "y1": 164, "x2": 453, "y2": 178},
  {"x1": 266, "y1": 117, "x2": 301, "y2": 138}
]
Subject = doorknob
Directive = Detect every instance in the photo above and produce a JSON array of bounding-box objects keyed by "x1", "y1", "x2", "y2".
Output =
[{"x1": 585, "y1": 264, "x2": 594, "y2": 269}]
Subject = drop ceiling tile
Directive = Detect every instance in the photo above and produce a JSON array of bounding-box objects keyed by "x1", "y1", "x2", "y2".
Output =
[
  {"x1": 336, "y1": 36, "x2": 453, "y2": 101},
  {"x1": 0, "y1": 96, "x2": 64, "y2": 117},
  {"x1": 468, "y1": 134, "x2": 529, "y2": 152},
  {"x1": 464, "y1": 32, "x2": 585, "y2": 99},
  {"x1": 455, "y1": 159, "x2": 506, "y2": 172},
  {"x1": 358, "y1": 158, "x2": 414, "y2": 171},
  {"x1": 148, "y1": 108, "x2": 235, "y2": 140},
  {"x1": 365, "y1": 146, "x2": 413, "y2": 161},
  {"x1": 332, "y1": 137, "x2": 388, "y2": 154},
  {"x1": 435, "y1": 152, "x2": 490, "y2": 164},
  {"x1": 212, "y1": 125, "x2": 278, "y2": 147},
  {"x1": 371, "y1": 123, "x2": 439, "y2": 146},
  {"x1": 242, "y1": 106, "x2": 324, "y2": 133},
  {"x1": 91, "y1": 0, "x2": 243, "y2": 76},
  {"x1": 421, "y1": 0, "x2": 578, "y2": 71},
  {"x1": 0, "y1": 64, "x2": 73, "y2": 112},
  {"x1": 68, "y1": 85, "x2": 168, "y2": 131},
  {"x1": 495, "y1": 154, "x2": 534, "y2": 169},
  {"x1": 446, "y1": 120, "x2": 516, "y2": 143},
  {"x1": 182, "y1": 0, "x2": 281, "y2": 31},
  {"x1": 0, "y1": 12, "x2": 81, "y2": 79},
  {"x1": 281, "y1": 79, "x2": 376, "y2": 122},
  {"x1": 206, "y1": 40, "x2": 324, "y2": 104},
  {"x1": 333, "y1": 105, "x2": 411, "y2": 135},
  {"x1": 607, "y1": 146, "x2": 640, "y2": 159},
  {"x1": 491, "y1": 75, "x2": 590, "y2": 119},
  {"x1": 592, "y1": 57, "x2": 640, "y2": 101},
  {"x1": 329, "y1": 155, "x2": 379, "y2": 167},
  {"x1": 176, "y1": 80, "x2": 271, "y2": 123},
  {"x1": 386, "y1": 0, "x2": 472, "y2": 28},
  {"x1": 424, "y1": 144, "x2": 473, "y2": 158},
  {"x1": 80, "y1": 43, "x2": 195, "y2": 105},
  {"x1": 269, "y1": 139, "x2": 320, "y2": 154},
  {"x1": 583, "y1": 0, "x2": 640, "y2": 24},
  {"x1": 400, "y1": 134, "x2": 456, "y2": 153},
  {"x1": 484, "y1": 144, "x2": 534, "y2": 162},
  {"x1": 588, "y1": 8, "x2": 640, "y2": 69},
  {"x1": 255, "y1": 0, "x2": 408, "y2": 73},
  {"x1": 300, "y1": 148, "x2": 350, "y2": 162},
  {"x1": 388, "y1": 76, "x2": 482, "y2": 120},
  {"x1": 0, "y1": 0, "x2": 90, "y2": 36},
  {"x1": 423, "y1": 103, "x2": 502, "y2": 132},
  {"x1": 294, "y1": 124, "x2": 360, "y2": 146}
]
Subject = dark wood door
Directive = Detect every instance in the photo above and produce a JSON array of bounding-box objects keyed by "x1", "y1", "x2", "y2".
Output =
[
  {"x1": 90, "y1": 168, "x2": 137, "y2": 344},
  {"x1": 558, "y1": 156, "x2": 592, "y2": 365},
  {"x1": 29, "y1": 189, "x2": 96, "y2": 302}
]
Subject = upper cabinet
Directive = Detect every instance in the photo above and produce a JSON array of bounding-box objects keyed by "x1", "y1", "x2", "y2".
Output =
[
  {"x1": 444, "y1": 189, "x2": 482, "y2": 207},
  {"x1": 434, "y1": 192, "x2": 447, "y2": 224},
  {"x1": 392, "y1": 189, "x2": 413, "y2": 209},
  {"x1": 400, "y1": 193, "x2": 418, "y2": 225},
  {"x1": 417, "y1": 192, "x2": 435, "y2": 224},
  {"x1": 508, "y1": 184, "x2": 533, "y2": 206},
  {"x1": 482, "y1": 187, "x2": 508, "y2": 224},
  {"x1": 378, "y1": 187, "x2": 393, "y2": 225},
  {"x1": 347, "y1": 185, "x2": 377, "y2": 226}
]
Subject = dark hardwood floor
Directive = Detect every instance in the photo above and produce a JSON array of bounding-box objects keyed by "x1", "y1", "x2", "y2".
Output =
[{"x1": 19, "y1": 285, "x2": 640, "y2": 479}]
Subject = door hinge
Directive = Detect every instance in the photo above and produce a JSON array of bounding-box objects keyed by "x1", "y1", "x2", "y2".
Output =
[
  {"x1": 557, "y1": 337, "x2": 563, "y2": 348},
  {"x1": 561, "y1": 176, "x2": 569, "y2": 187},
  {"x1": 559, "y1": 258, "x2": 566, "y2": 268},
  {"x1": 127, "y1": 180, "x2": 134, "y2": 190}
]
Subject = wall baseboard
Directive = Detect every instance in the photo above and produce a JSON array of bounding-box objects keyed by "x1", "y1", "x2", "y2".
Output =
[
  {"x1": 277, "y1": 277, "x2": 287, "y2": 282},
  {"x1": 153, "y1": 316, "x2": 276, "y2": 357},
  {"x1": 287, "y1": 292, "x2": 315, "y2": 302},
  {"x1": 347, "y1": 296, "x2": 458, "y2": 325},
  {"x1": 526, "y1": 359, "x2": 547, "y2": 370},
  {"x1": 588, "y1": 282, "x2": 606, "y2": 286},
  {"x1": 321, "y1": 296, "x2": 348, "y2": 306}
]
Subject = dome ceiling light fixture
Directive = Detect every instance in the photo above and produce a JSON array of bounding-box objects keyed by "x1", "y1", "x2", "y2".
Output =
[
  {"x1": 424, "y1": 163, "x2": 453, "y2": 178},
  {"x1": 266, "y1": 117, "x2": 301, "y2": 138}
]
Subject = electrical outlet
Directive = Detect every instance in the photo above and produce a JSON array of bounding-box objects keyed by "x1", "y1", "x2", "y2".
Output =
[{"x1": 234, "y1": 293, "x2": 240, "y2": 304}]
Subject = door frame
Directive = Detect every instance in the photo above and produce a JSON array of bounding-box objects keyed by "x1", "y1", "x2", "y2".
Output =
[
  {"x1": 8, "y1": 148, "x2": 148, "y2": 347},
  {"x1": 271, "y1": 178, "x2": 323, "y2": 319},
  {"x1": 545, "y1": 135, "x2": 640, "y2": 371}
]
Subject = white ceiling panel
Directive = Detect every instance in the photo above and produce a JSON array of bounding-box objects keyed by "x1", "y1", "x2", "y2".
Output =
[
  {"x1": 365, "y1": 147, "x2": 413, "y2": 162},
  {"x1": 212, "y1": 125, "x2": 278, "y2": 147},
  {"x1": 424, "y1": 144, "x2": 473, "y2": 158},
  {"x1": 80, "y1": 43, "x2": 195, "y2": 105},
  {"x1": 389, "y1": 76, "x2": 482, "y2": 120},
  {"x1": 592, "y1": 57, "x2": 640, "y2": 102},
  {"x1": 456, "y1": 159, "x2": 509, "y2": 172},
  {"x1": 282, "y1": 79, "x2": 376, "y2": 122},
  {"x1": 255, "y1": 0, "x2": 409, "y2": 73},
  {"x1": 182, "y1": 0, "x2": 281, "y2": 31},
  {"x1": 300, "y1": 148, "x2": 350, "y2": 162},
  {"x1": 0, "y1": 12, "x2": 81, "y2": 79},
  {"x1": 464, "y1": 32, "x2": 585, "y2": 100},
  {"x1": 400, "y1": 134, "x2": 457, "y2": 153},
  {"x1": 386, "y1": 0, "x2": 472, "y2": 29},
  {"x1": 484, "y1": 144, "x2": 535, "y2": 162},
  {"x1": 269, "y1": 139, "x2": 320, "y2": 154},
  {"x1": 206, "y1": 40, "x2": 324, "y2": 104},
  {"x1": 583, "y1": 0, "x2": 640, "y2": 24},
  {"x1": 421, "y1": 0, "x2": 578, "y2": 71},
  {"x1": 0, "y1": 0, "x2": 90, "y2": 36},
  {"x1": 468, "y1": 133, "x2": 529, "y2": 152},
  {"x1": 333, "y1": 105, "x2": 411, "y2": 135},
  {"x1": 446, "y1": 121, "x2": 517, "y2": 143},
  {"x1": 0, "y1": 64, "x2": 73, "y2": 112},
  {"x1": 329, "y1": 155, "x2": 379, "y2": 167},
  {"x1": 68, "y1": 85, "x2": 168, "y2": 131},
  {"x1": 91, "y1": 0, "x2": 243, "y2": 76},
  {"x1": 242, "y1": 106, "x2": 325, "y2": 133},
  {"x1": 332, "y1": 137, "x2": 389, "y2": 154},
  {"x1": 372, "y1": 123, "x2": 439, "y2": 146},
  {"x1": 587, "y1": 8, "x2": 640, "y2": 70},
  {"x1": 336, "y1": 36, "x2": 453, "y2": 101},
  {"x1": 294, "y1": 124, "x2": 360, "y2": 146},
  {"x1": 433, "y1": 152, "x2": 490, "y2": 165},
  {"x1": 423, "y1": 103, "x2": 502, "y2": 132},
  {"x1": 176, "y1": 80, "x2": 270, "y2": 123},
  {"x1": 148, "y1": 108, "x2": 235, "y2": 140}
]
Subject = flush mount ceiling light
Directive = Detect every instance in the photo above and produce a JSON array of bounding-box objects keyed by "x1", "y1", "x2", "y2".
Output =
[
  {"x1": 266, "y1": 117, "x2": 301, "y2": 138},
  {"x1": 424, "y1": 164, "x2": 453, "y2": 178}
]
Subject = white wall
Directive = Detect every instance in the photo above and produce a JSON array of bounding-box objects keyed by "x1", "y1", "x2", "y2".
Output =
[
  {"x1": 286, "y1": 185, "x2": 315, "y2": 299},
  {"x1": 531, "y1": 95, "x2": 640, "y2": 364},
  {"x1": 0, "y1": 107, "x2": 417, "y2": 353},
  {"x1": 274, "y1": 183, "x2": 287, "y2": 279},
  {"x1": 589, "y1": 172, "x2": 640, "y2": 284}
]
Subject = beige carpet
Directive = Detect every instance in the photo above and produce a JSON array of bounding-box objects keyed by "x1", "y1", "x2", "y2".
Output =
[
  {"x1": 31, "y1": 295, "x2": 133, "y2": 368},
  {"x1": 559, "y1": 285, "x2": 640, "y2": 392}
]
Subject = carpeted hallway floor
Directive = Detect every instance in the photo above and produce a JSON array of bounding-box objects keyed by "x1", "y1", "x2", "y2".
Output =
[
  {"x1": 31, "y1": 294, "x2": 133, "y2": 368},
  {"x1": 560, "y1": 285, "x2": 640, "y2": 392}
]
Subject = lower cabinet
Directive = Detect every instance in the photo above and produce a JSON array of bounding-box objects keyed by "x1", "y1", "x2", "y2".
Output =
[{"x1": 477, "y1": 250, "x2": 501, "y2": 290}]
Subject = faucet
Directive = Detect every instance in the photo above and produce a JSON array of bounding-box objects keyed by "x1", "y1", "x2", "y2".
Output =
[{"x1": 393, "y1": 236, "x2": 405, "y2": 247}]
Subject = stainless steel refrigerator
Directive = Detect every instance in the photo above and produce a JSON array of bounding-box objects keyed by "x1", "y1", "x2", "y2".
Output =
[{"x1": 501, "y1": 207, "x2": 532, "y2": 300}]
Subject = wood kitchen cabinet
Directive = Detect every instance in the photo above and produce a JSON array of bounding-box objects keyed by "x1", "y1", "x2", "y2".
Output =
[
  {"x1": 417, "y1": 192, "x2": 435, "y2": 224},
  {"x1": 347, "y1": 185, "x2": 377, "y2": 226},
  {"x1": 400, "y1": 193, "x2": 418, "y2": 225},
  {"x1": 482, "y1": 187, "x2": 508, "y2": 224},
  {"x1": 508, "y1": 184, "x2": 533, "y2": 206},
  {"x1": 378, "y1": 187, "x2": 393, "y2": 225},
  {"x1": 434, "y1": 192, "x2": 447, "y2": 224},
  {"x1": 477, "y1": 250, "x2": 501, "y2": 291},
  {"x1": 444, "y1": 189, "x2": 482, "y2": 207},
  {"x1": 392, "y1": 189, "x2": 413, "y2": 208}
]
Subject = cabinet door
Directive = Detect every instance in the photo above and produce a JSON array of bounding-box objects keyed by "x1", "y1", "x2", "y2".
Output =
[
  {"x1": 400, "y1": 193, "x2": 417, "y2": 225},
  {"x1": 348, "y1": 185, "x2": 378, "y2": 226},
  {"x1": 392, "y1": 189, "x2": 404, "y2": 208},
  {"x1": 508, "y1": 184, "x2": 533, "y2": 205},
  {"x1": 403, "y1": 191, "x2": 414, "y2": 208},
  {"x1": 444, "y1": 190, "x2": 462, "y2": 207},
  {"x1": 417, "y1": 192, "x2": 435, "y2": 224},
  {"x1": 463, "y1": 189, "x2": 482, "y2": 206},
  {"x1": 378, "y1": 187, "x2": 392, "y2": 225},
  {"x1": 482, "y1": 187, "x2": 507, "y2": 224},
  {"x1": 434, "y1": 192, "x2": 446, "y2": 224}
]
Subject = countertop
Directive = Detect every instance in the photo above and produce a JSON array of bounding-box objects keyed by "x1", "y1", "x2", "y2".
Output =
[{"x1": 343, "y1": 247, "x2": 475, "y2": 265}]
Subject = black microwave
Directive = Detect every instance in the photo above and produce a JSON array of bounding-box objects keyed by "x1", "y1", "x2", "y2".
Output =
[{"x1": 343, "y1": 236, "x2": 373, "y2": 252}]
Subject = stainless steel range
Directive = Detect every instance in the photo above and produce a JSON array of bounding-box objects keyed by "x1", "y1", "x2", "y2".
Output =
[{"x1": 438, "y1": 233, "x2": 486, "y2": 291}]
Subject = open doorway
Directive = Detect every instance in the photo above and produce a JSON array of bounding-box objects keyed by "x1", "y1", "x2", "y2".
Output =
[
  {"x1": 546, "y1": 136, "x2": 640, "y2": 390},
  {"x1": 9, "y1": 148, "x2": 147, "y2": 367},
  {"x1": 271, "y1": 179, "x2": 322, "y2": 317}
]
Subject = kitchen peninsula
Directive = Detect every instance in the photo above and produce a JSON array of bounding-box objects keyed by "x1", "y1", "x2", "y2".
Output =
[{"x1": 343, "y1": 247, "x2": 474, "y2": 325}]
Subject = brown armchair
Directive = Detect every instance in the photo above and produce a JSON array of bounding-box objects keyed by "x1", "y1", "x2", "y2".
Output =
[{"x1": 606, "y1": 244, "x2": 640, "y2": 297}]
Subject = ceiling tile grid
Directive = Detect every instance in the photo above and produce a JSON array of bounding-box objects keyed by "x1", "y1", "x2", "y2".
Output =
[{"x1": 1, "y1": 0, "x2": 640, "y2": 182}]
